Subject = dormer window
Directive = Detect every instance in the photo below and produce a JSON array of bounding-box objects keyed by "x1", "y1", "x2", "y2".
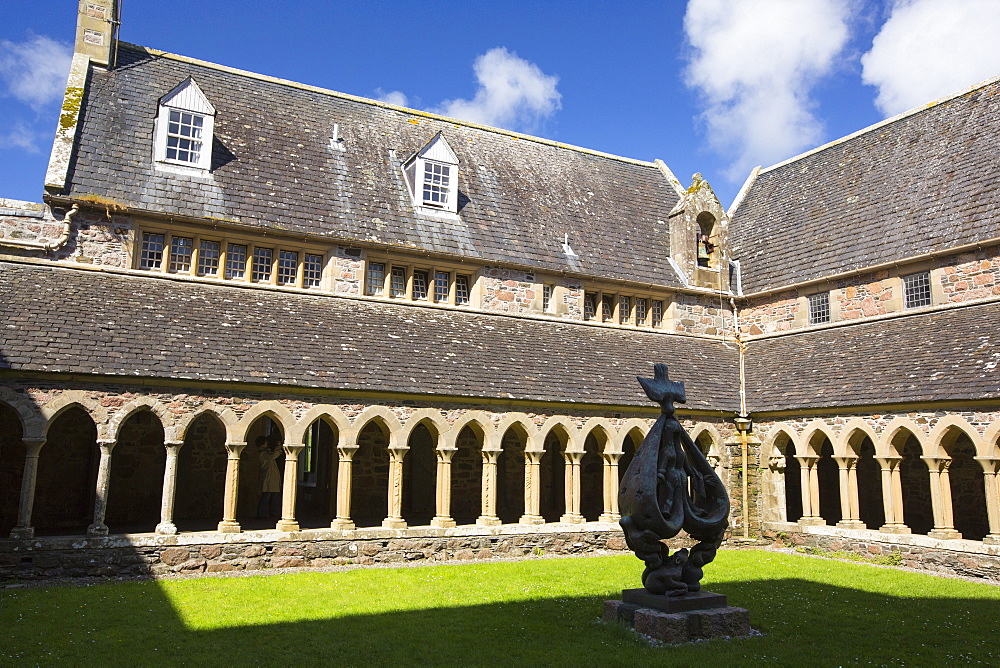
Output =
[
  {"x1": 154, "y1": 77, "x2": 216, "y2": 172},
  {"x1": 403, "y1": 132, "x2": 459, "y2": 213}
]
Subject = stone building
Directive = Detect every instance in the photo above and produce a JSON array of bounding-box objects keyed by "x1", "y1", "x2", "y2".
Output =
[{"x1": 0, "y1": 2, "x2": 997, "y2": 578}]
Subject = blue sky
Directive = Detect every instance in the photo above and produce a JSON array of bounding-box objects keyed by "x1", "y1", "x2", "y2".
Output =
[{"x1": 1, "y1": 0, "x2": 998, "y2": 208}]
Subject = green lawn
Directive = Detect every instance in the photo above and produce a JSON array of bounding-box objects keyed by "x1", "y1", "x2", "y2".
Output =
[{"x1": 2, "y1": 550, "x2": 999, "y2": 666}]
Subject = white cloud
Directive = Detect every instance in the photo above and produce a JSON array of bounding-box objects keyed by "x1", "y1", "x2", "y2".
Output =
[
  {"x1": 375, "y1": 88, "x2": 409, "y2": 107},
  {"x1": 861, "y1": 0, "x2": 1000, "y2": 117},
  {"x1": 684, "y1": 0, "x2": 852, "y2": 179},
  {"x1": 0, "y1": 34, "x2": 72, "y2": 111},
  {"x1": 433, "y1": 47, "x2": 560, "y2": 132},
  {"x1": 0, "y1": 119, "x2": 41, "y2": 153}
]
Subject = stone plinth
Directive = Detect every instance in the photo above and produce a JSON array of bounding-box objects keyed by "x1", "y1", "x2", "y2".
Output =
[{"x1": 604, "y1": 591, "x2": 751, "y2": 644}]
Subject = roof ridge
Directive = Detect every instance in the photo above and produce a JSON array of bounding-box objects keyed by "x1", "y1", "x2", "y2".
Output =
[
  {"x1": 758, "y1": 72, "x2": 1000, "y2": 175},
  {"x1": 118, "y1": 42, "x2": 663, "y2": 170}
]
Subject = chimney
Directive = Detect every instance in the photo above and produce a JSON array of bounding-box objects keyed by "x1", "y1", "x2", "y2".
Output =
[{"x1": 74, "y1": 1, "x2": 119, "y2": 67}]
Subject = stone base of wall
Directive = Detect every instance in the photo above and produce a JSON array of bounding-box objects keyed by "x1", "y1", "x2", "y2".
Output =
[
  {"x1": 763, "y1": 522, "x2": 1000, "y2": 581},
  {"x1": 0, "y1": 523, "x2": 631, "y2": 581}
]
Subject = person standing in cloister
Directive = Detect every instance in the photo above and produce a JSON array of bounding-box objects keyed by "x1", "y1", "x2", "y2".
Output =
[{"x1": 256, "y1": 436, "x2": 282, "y2": 519}]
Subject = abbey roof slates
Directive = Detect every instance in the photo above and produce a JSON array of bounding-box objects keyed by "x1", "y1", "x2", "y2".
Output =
[
  {"x1": 62, "y1": 45, "x2": 682, "y2": 287},
  {"x1": 729, "y1": 78, "x2": 1000, "y2": 294},
  {"x1": 0, "y1": 262, "x2": 736, "y2": 409},
  {"x1": 745, "y1": 303, "x2": 1000, "y2": 411}
]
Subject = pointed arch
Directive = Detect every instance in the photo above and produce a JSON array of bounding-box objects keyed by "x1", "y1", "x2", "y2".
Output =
[
  {"x1": 984, "y1": 420, "x2": 1000, "y2": 459},
  {"x1": 838, "y1": 419, "x2": 878, "y2": 457},
  {"x1": 40, "y1": 391, "x2": 102, "y2": 439},
  {"x1": 288, "y1": 404, "x2": 351, "y2": 445},
  {"x1": 928, "y1": 416, "x2": 984, "y2": 458},
  {"x1": 879, "y1": 418, "x2": 928, "y2": 458},
  {"x1": 495, "y1": 413, "x2": 536, "y2": 444},
  {"x1": 236, "y1": 401, "x2": 296, "y2": 443},
  {"x1": 176, "y1": 405, "x2": 241, "y2": 443},
  {"x1": 802, "y1": 421, "x2": 837, "y2": 457},
  {"x1": 690, "y1": 422, "x2": 724, "y2": 458},
  {"x1": 613, "y1": 418, "x2": 651, "y2": 456},
  {"x1": 351, "y1": 406, "x2": 403, "y2": 441},
  {"x1": 0, "y1": 387, "x2": 44, "y2": 440},
  {"x1": 443, "y1": 411, "x2": 493, "y2": 449},
  {"x1": 103, "y1": 398, "x2": 175, "y2": 442},
  {"x1": 762, "y1": 422, "x2": 802, "y2": 458},
  {"x1": 580, "y1": 418, "x2": 614, "y2": 454},
  {"x1": 533, "y1": 416, "x2": 574, "y2": 452}
]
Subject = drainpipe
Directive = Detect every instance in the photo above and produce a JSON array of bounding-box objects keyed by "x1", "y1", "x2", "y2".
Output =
[
  {"x1": 0, "y1": 204, "x2": 78, "y2": 252},
  {"x1": 731, "y1": 297, "x2": 752, "y2": 539}
]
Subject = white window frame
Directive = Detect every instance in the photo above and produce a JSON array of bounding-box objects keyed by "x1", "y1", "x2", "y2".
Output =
[
  {"x1": 153, "y1": 78, "x2": 216, "y2": 173},
  {"x1": 402, "y1": 133, "x2": 460, "y2": 214}
]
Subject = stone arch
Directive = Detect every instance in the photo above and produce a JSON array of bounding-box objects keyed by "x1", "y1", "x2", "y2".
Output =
[
  {"x1": 538, "y1": 421, "x2": 571, "y2": 522},
  {"x1": 842, "y1": 421, "x2": 883, "y2": 530},
  {"x1": 618, "y1": 423, "x2": 646, "y2": 482},
  {"x1": 106, "y1": 405, "x2": 167, "y2": 533},
  {"x1": 175, "y1": 410, "x2": 228, "y2": 531},
  {"x1": 580, "y1": 422, "x2": 611, "y2": 522},
  {"x1": 838, "y1": 420, "x2": 878, "y2": 458},
  {"x1": 888, "y1": 423, "x2": 933, "y2": 535},
  {"x1": 691, "y1": 422, "x2": 724, "y2": 456},
  {"x1": 879, "y1": 418, "x2": 928, "y2": 458},
  {"x1": 937, "y1": 421, "x2": 989, "y2": 541},
  {"x1": 40, "y1": 392, "x2": 103, "y2": 439},
  {"x1": 398, "y1": 409, "x2": 448, "y2": 446},
  {"x1": 497, "y1": 420, "x2": 529, "y2": 524},
  {"x1": 284, "y1": 405, "x2": 349, "y2": 446},
  {"x1": 35, "y1": 405, "x2": 99, "y2": 535},
  {"x1": 451, "y1": 419, "x2": 488, "y2": 525},
  {"x1": 613, "y1": 418, "x2": 650, "y2": 456},
  {"x1": 402, "y1": 414, "x2": 441, "y2": 527},
  {"x1": 495, "y1": 413, "x2": 537, "y2": 443},
  {"x1": 928, "y1": 416, "x2": 984, "y2": 458},
  {"x1": 295, "y1": 409, "x2": 342, "y2": 528},
  {"x1": 801, "y1": 421, "x2": 836, "y2": 457},
  {"x1": 803, "y1": 424, "x2": 840, "y2": 525},
  {"x1": 351, "y1": 413, "x2": 394, "y2": 527},
  {"x1": 760, "y1": 423, "x2": 801, "y2": 524},
  {"x1": 0, "y1": 388, "x2": 44, "y2": 440},
  {"x1": 102, "y1": 397, "x2": 176, "y2": 443},
  {"x1": 984, "y1": 421, "x2": 1000, "y2": 460},
  {"x1": 236, "y1": 401, "x2": 297, "y2": 444},
  {"x1": 0, "y1": 400, "x2": 26, "y2": 535},
  {"x1": 762, "y1": 423, "x2": 803, "y2": 458},
  {"x1": 175, "y1": 405, "x2": 241, "y2": 443}
]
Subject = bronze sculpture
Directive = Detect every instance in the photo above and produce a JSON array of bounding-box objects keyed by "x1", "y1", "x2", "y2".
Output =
[{"x1": 619, "y1": 364, "x2": 730, "y2": 596}]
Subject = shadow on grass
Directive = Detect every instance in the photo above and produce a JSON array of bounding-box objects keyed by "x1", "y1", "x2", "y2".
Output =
[{"x1": 4, "y1": 568, "x2": 1000, "y2": 665}]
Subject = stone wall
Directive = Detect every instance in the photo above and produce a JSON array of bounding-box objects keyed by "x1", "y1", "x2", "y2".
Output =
[
  {"x1": 0, "y1": 204, "x2": 130, "y2": 267},
  {"x1": 673, "y1": 292, "x2": 731, "y2": 336},
  {"x1": 773, "y1": 528, "x2": 1000, "y2": 582},
  {"x1": 480, "y1": 267, "x2": 538, "y2": 314},
  {"x1": 0, "y1": 527, "x2": 629, "y2": 581}
]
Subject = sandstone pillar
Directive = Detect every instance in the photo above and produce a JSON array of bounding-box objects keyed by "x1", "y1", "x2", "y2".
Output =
[
  {"x1": 218, "y1": 441, "x2": 246, "y2": 533},
  {"x1": 599, "y1": 451, "x2": 622, "y2": 523},
  {"x1": 834, "y1": 456, "x2": 864, "y2": 528},
  {"x1": 520, "y1": 451, "x2": 545, "y2": 524},
  {"x1": 88, "y1": 439, "x2": 116, "y2": 536},
  {"x1": 924, "y1": 456, "x2": 961, "y2": 540},
  {"x1": 976, "y1": 457, "x2": 1000, "y2": 544},
  {"x1": 431, "y1": 447, "x2": 457, "y2": 528},
  {"x1": 276, "y1": 443, "x2": 304, "y2": 532},
  {"x1": 767, "y1": 454, "x2": 789, "y2": 524},
  {"x1": 478, "y1": 449, "x2": 502, "y2": 526},
  {"x1": 10, "y1": 437, "x2": 44, "y2": 539},
  {"x1": 875, "y1": 456, "x2": 909, "y2": 533},
  {"x1": 795, "y1": 455, "x2": 824, "y2": 526},
  {"x1": 382, "y1": 446, "x2": 408, "y2": 529},
  {"x1": 561, "y1": 451, "x2": 584, "y2": 523},
  {"x1": 330, "y1": 442, "x2": 358, "y2": 530},
  {"x1": 155, "y1": 441, "x2": 183, "y2": 535}
]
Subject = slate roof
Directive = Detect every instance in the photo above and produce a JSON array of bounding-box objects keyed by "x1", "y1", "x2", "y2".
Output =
[
  {"x1": 729, "y1": 77, "x2": 1000, "y2": 294},
  {"x1": 0, "y1": 261, "x2": 738, "y2": 410},
  {"x1": 60, "y1": 44, "x2": 683, "y2": 287},
  {"x1": 745, "y1": 303, "x2": 1000, "y2": 412}
]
